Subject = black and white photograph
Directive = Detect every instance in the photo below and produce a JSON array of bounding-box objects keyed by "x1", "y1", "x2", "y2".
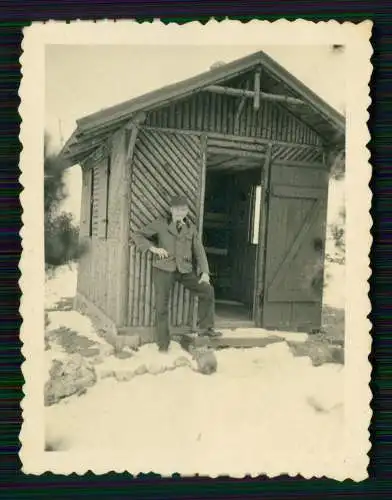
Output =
[{"x1": 19, "y1": 20, "x2": 372, "y2": 479}]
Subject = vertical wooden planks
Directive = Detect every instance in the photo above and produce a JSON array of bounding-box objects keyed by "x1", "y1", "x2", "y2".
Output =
[
  {"x1": 139, "y1": 251, "x2": 146, "y2": 325},
  {"x1": 79, "y1": 167, "x2": 92, "y2": 238},
  {"x1": 91, "y1": 164, "x2": 101, "y2": 237},
  {"x1": 253, "y1": 143, "x2": 273, "y2": 326},
  {"x1": 144, "y1": 252, "x2": 152, "y2": 326},
  {"x1": 117, "y1": 120, "x2": 143, "y2": 327},
  {"x1": 98, "y1": 157, "x2": 110, "y2": 239},
  {"x1": 128, "y1": 245, "x2": 135, "y2": 324},
  {"x1": 192, "y1": 133, "x2": 207, "y2": 331},
  {"x1": 132, "y1": 250, "x2": 141, "y2": 326},
  {"x1": 142, "y1": 70, "x2": 324, "y2": 147}
]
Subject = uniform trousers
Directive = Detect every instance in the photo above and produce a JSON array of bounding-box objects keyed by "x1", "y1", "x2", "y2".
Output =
[{"x1": 153, "y1": 267, "x2": 215, "y2": 351}]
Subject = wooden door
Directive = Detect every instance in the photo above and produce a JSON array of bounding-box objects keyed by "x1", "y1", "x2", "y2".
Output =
[{"x1": 260, "y1": 180, "x2": 328, "y2": 333}]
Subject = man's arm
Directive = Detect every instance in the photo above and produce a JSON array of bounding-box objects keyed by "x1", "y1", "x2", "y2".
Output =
[
  {"x1": 192, "y1": 230, "x2": 210, "y2": 276},
  {"x1": 131, "y1": 219, "x2": 160, "y2": 252}
]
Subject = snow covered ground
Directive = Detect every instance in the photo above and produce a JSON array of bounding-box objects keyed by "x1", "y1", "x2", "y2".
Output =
[{"x1": 44, "y1": 253, "x2": 345, "y2": 475}]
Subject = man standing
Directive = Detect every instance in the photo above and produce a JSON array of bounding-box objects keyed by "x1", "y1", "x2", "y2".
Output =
[{"x1": 133, "y1": 195, "x2": 222, "y2": 352}]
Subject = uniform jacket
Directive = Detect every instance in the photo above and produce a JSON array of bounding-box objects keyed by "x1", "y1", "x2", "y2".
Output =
[{"x1": 132, "y1": 216, "x2": 210, "y2": 275}]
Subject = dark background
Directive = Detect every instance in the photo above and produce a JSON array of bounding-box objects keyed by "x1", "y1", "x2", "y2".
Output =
[{"x1": 0, "y1": 1, "x2": 388, "y2": 498}]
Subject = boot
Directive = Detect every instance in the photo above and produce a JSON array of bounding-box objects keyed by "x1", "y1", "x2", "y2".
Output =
[{"x1": 198, "y1": 328, "x2": 223, "y2": 338}]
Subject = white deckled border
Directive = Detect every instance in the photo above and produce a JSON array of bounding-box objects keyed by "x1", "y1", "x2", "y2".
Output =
[{"x1": 19, "y1": 18, "x2": 373, "y2": 479}]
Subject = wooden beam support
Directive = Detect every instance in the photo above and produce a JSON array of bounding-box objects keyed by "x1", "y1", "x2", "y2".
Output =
[
  {"x1": 125, "y1": 110, "x2": 147, "y2": 131},
  {"x1": 64, "y1": 139, "x2": 101, "y2": 159},
  {"x1": 208, "y1": 162, "x2": 259, "y2": 173},
  {"x1": 205, "y1": 85, "x2": 304, "y2": 106},
  {"x1": 208, "y1": 137, "x2": 266, "y2": 154},
  {"x1": 192, "y1": 134, "x2": 208, "y2": 331},
  {"x1": 117, "y1": 112, "x2": 146, "y2": 327},
  {"x1": 208, "y1": 146, "x2": 265, "y2": 159},
  {"x1": 254, "y1": 69, "x2": 261, "y2": 110},
  {"x1": 253, "y1": 143, "x2": 273, "y2": 326},
  {"x1": 140, "y1": 125, "x2": 323, "y2": 152},
  {"x1": 208, "y1": 156, "x2": 246, "y2": 170}
]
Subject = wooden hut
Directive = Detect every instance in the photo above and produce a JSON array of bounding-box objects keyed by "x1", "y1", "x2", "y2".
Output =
[{"x1": 60, "y1": 50, "x2": 345, "y2": 338}]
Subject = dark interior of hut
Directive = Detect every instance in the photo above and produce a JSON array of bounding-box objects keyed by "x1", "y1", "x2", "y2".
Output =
[{"x1": 203, "y1": 157, "x2": 263, "y2": 328}]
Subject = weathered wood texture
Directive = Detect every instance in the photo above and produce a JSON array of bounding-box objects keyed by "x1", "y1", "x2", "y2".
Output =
[
  {"x1": 77, "y1": 237, "x2": 121, "y2": 320},
  {"x1": 262, "y1": 163, "x2": 329, "y2": 332},
  {"x1": 146, "y1": 70, "x2": 323, "y2": 147},
  {"x1": 107, "y1": 130, "x2": 128, "y2": 239},
  {"x1": 79, "y1": 167, "x2": 92, "y2": 238},
  {"x1": 128, "y1": 128, "x2": 203, "y2": 327},
  {"x1": 253, "y1": 144, "x2": 272, "y2": 326},
  {"x1": 76, "y1": 129, "x2": 128, "y2": 322}
]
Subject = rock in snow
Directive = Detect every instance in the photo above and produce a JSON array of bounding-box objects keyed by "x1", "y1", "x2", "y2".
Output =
[{"x1": 45, "y1": 353, "x2": 97, "y2": 406}]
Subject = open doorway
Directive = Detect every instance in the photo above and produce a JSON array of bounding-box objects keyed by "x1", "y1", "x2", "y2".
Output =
[{"x1": 203, "y1": 154, "x2": 264, "y2": 328}]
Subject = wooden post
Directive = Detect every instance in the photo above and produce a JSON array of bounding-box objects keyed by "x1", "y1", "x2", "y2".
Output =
[
  {"x1": 117, "y1": 111, "x2": 146, "y2": 327},
  {"x1": 192, "y1": 133, "x2": 208, "y2": 332},
  {"x1": 254, "y1": 69, "x2": 261, "y2": 111},
  {"x1": 252, "y1": 143, "x2": 273, "y2": 326},
  {"x1": 234, "y1": 97, "x2": 246, "y2": 135}
]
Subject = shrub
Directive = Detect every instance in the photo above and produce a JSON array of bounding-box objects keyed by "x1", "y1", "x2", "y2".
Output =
[
  {"x1": 45, "y1": 211, "x2": 87, "y2": 268},
  {"x1": 44, "y1": 132, "x2": 87, "y2": 268}
]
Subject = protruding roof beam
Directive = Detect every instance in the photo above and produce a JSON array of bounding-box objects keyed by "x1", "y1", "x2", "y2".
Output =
[
  {"x1": 205, "y1": 84, "x2": 304, "y2": 106},
  {"x1": 253, "y1": 68, "x2": 261, "y2": 110}
]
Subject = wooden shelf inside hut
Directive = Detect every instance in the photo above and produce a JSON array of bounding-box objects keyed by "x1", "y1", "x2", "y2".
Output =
[{"x1": 202, "y1": 176, "x2": 234, "y2": 300}]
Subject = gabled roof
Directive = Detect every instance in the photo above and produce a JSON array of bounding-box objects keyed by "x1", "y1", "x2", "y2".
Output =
[{"x1": 61, "y1": 50, "x2": 345, "y2": 165}]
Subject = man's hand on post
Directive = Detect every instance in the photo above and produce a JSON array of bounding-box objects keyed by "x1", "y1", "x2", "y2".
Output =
[
  {"x1": 199, "y1": 272, "x2": 210, "y2": 284},
  {"x1": 150, "y1": 247, "x2": 169, "y2": 259}
]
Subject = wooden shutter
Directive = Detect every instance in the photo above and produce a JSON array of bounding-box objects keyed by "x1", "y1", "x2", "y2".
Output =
[
  {"x1": 98, "y1": 158, "x2": 110, "y2": 239},
  {"x1": 79, "y1": 167, "x2": 92, "y2": 238},
  {"x1": 261, "y1": 183, "x2": 328, "y2": 332}
]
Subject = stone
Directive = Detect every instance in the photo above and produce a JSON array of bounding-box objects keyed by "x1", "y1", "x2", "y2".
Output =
[
  {"x1": 96, "y1": 368, "x2": 114, "y2": 379},
  {"x1": 79, "y1": 347, "x2": 101, "y2": 358},
  {"x1": 114, "y1": 370, "x2": 135, "y2": 382},
  {"x1": 330, "y1": 346, "x2": 345, "y2": 364},
  {"x1": 191, "y1": 347, "x2": 217, "y2": 375},
  {"x1": 174, "y1": 356, "x2": 192, "y2": 368},
  {"x1": 134, "y1": 364, "x2": 148, "y2": 376},
  {"x1": 44, "y1": 353, "x2": 96, "y2": 406},
  {"x1": 114, "y1": 350, "x2": 134, "y2": 360},
  {"x1": 308, "y1": 344, "x2": 334, "y2": 367},
  {"x1": 98, "y1": 343, "x2": 115, "y2": 357},
  {"x1": 123, "y1": 335, "x2": 141, "y2": 350},
  {"x1": 147, "y1": 364, "x2": 167, "y2": 375},
  {"x1": 90, "y1": 355, "x2": 104, "y2": 365},
  {"x1": 114, "y1": 335, "x2": 140, "y2": 354}
]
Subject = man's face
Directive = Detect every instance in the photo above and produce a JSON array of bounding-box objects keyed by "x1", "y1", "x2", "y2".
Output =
[{"x1": 171, "y1": 204, "x2": 189, "y2": 222}]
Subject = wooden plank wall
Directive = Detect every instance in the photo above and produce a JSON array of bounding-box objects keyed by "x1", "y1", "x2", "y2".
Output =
[
  {"x1": 76, "y1": 129, "x2": 127, "y2": 322},
  {"x1": 128, "y1": 128, "x2": 202, "y2": 327},
  {"x1": 91, "y1": 161, "x2": 101, "y2": 237},
  {"x1": 146, "y1": 77, "x2": 323, "y2": 147}
]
